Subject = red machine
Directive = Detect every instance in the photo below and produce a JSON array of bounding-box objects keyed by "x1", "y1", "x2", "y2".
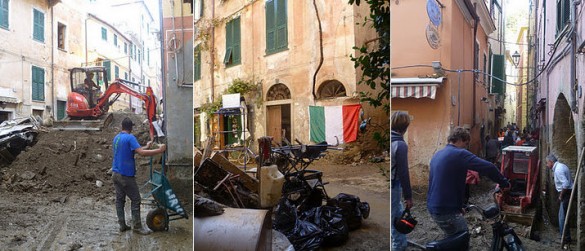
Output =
[
  {"x1": 56, "y1": 67, "x2": 158, "y2": 139},
  {"x1": 494, "y1": 145, "x2": 540, "y2": 238},
  {"x1": 496, "y1": 146, "x2": 539, "y2": 213}
]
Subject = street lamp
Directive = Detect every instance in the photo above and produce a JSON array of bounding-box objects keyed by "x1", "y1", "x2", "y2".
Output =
[{"x1": 512, "y1": 51, "x2": 520, "y2": 68}]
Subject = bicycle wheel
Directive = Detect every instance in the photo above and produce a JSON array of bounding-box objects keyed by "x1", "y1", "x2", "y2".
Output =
[{"x1": 237, "y1": 151, "x2": 252, "y2": 165}]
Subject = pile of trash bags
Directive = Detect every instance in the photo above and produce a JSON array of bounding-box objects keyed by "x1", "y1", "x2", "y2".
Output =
[{"x1": 274, "y1": 193, "x2": 370, "y2": 250}]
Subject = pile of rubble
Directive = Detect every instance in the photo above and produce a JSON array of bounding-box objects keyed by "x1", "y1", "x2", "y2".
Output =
[
  {"x1": 194, "y1": 141, "x2": 370, "y2": 250},
  {"x1": 0, "y1": 113, "x2": 152, "y2": 199}
]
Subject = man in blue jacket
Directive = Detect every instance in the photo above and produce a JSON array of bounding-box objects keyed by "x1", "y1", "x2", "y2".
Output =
[{"x1": 428, "y1": 127, "x2": 510, "y2": 238}]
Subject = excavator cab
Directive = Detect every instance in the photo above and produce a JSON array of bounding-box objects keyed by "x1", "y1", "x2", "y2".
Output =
[
  {"x1": 56, "y1": 67, "x2": 159, "y2": 140},
  {"x1": 69, "y1": 67, "x2": 109, "y2": 110}
]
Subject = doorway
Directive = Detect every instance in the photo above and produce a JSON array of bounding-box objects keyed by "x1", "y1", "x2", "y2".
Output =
[
  {"x1": 0, "y1": 111, "x2": 11, "y2": 124},
  {"x1": 267, "y1": 104, "x2": 291, "y2": 145}
]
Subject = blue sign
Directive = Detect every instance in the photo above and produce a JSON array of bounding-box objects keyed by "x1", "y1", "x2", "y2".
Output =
[{"x1": 427, "y1": 0, "x2": 442, "y2": 26}]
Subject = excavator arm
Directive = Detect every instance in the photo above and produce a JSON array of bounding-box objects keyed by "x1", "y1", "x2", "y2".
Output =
[{"x1": 94, "y1": 79, "x2": 158, "y2": 140}]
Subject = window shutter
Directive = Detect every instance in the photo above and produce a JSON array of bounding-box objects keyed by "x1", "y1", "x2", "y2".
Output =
[
  {"x1": 194, "y1": 46, "x2": 201, "y2": 80},
  {"x1": 491, "y1": 54, "x2": 505, "y2": 95},
  {"x1": 265, "y1": 0, "x2": 275, "y2": 53},
  {"x1": 233, "y1": 17, "x2": 241, "y2": 64},
  {"x1": 103, "y1": 61, "x2": 111, "y2": 81},
  {"x1": 0, "y1": 0, "x2": 8, "y2": 29},
  {"x1": 101, "y1": 27, "x2": 107, "y2": 41},
  {"x1": 32, "y1": 66, "x2": 44, "y2": 101},
  {"x1": 276, "y1": 0, "x2": 287, "y2": 49},
  {"x1": 33, "y1": 10, "x2": 44, "y2": 42},
  {"x1": 224, "y1": 20, "x2": 233, "y2": 64}
]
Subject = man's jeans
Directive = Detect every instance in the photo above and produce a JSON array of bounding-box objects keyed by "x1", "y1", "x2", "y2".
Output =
[
  {"x1": 559, "y1": 195, "x2": 571, "y2": 241},
  {"x1": 430, "y1": 212, "x2": 468, "y2": 237},
  {"x1": 391, "y1": 185, "x2": 407, "y2": 251}
]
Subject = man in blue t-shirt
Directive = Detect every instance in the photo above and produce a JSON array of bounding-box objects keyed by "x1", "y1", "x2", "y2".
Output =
[
  {"x1": 428, "y1": 127, "x2": 510, "y2": 240},
  {"x1": 112, "y1": 117, "x2": 166, "y2": 235}
]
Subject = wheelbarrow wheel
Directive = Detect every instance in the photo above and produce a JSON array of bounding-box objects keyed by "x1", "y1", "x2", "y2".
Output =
[{"x1": 146, "y1": 208, "x2": 168, "y2": 231}]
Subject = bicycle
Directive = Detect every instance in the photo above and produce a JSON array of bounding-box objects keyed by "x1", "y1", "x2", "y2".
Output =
[{"x1": 409, "y1": 188, "x2": 525, "y2": 251}]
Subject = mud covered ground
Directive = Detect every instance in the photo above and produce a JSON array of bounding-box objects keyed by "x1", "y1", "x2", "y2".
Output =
[
  {"x1": 309, "y1": 159, "x2": 390, "y2": 250},
  {"x1": 0, "y1": 113, "x2": 193, "y2": 250},
  {"x1": 405, "y1": 178, "x2": 570, "y2": 251}
]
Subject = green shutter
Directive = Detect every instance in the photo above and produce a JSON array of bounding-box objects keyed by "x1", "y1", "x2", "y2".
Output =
[
  {"x1": 101, "y1": 27, "x2": 107, "y2": 41},
  {"x1": 266, "y1": 0, "x2": 275, "y2": 53},
  {"x1": 103, "y1": 61, "x2": 111, "y2": 81},
  {"x1": 194, "y1": 45, "x2": 201, "y2": 81},
  {"x1": 276, "y1": 0, "x2": 287, "y2": 50},
  {"x1": 33, "y1": 9, "x2": 44, "y2": 42},
  {"x1": 124, "y1": 43, "x2": 127, "y2": 54},
  {"x1": 32, "y1": 66, "x2": 44, "y2": 101},
  {"x1": 114, "y1": 34, "x2": 117, "y2": 46},
  {"x1": 491, "y1": 54, "x2": 505, "y2": 95},
  {"x1": 0, "y1": 0, "x2": 8, "y2": 29},
  {"x1": 115, "y1": 65, "x2": 119, "y2": 79},
  {"x1": 224, "y1": 20, "x2": 232, "y2": 64},
  {"x1": 233, "y1": 17, "x2": 241, "y2": 64},
  {"x1": 57, "y1": 101, "x2": 66, "y2": 120}
]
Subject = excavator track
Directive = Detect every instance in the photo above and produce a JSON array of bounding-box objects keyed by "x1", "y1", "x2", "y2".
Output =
[{"x1": 52, "y1": 113, "x2": 114, "y2": 131}]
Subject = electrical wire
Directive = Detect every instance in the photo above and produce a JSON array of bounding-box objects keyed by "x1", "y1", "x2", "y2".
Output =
[{"x1": 392, "y1": 28, "x2": 565, "y2": 87}]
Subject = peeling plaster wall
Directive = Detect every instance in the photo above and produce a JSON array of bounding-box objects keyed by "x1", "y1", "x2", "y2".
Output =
[{"x1": 197, "y1": 0, "x2": 379, "y2": 147}]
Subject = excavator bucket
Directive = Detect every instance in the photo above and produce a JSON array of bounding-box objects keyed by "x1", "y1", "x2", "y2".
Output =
[{"x1": 52, "y1": 113, "x2": 114, "y2": 131}]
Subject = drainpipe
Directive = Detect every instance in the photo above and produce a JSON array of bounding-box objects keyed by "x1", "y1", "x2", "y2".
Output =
[
  {"x1": 158, "y1": 0, "x2": 166, "y2": 129},
  {"x1": 210, "y1": 0, "x2": 215, "y2": 102},
  {"x1": 472, "y1": 5, "x2": 479, "y2": 128},
  {"x1": 50, "y1": 3, "x2": 55, "y2": 119},
  {"x1": 311, "y1": 0, "x2": 324, "y2": 101},
  {"x1": 570, "y1": 0, "x2": 579, "y2": 113},
  {"x1": 85, "y1": 17, "x2": 88, "y2": 65}
]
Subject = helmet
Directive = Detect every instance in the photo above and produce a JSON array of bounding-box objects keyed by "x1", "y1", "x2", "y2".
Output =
[{"x1": 394, "y1": 209, "x2": 417, "y2": 234}]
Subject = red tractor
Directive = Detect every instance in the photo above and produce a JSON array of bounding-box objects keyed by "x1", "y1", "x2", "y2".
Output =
[
  {"x1": 495, "y1": 145, "x2": 540, "y2": 238},
  {"x1": 54, "y1": 67, "x2": 160, "y2": 140}
]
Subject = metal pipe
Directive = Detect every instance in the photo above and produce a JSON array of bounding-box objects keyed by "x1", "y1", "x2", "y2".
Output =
[
  {"x1": 210, "y1": 0, "x2": 215, "y2": 102},
  {"x1": 311, "y1": 0, "x2": 324, "y2": 102},
  {"x1": 158, "y1": 0, "x2": 166, "y2": 133},
  {"x1": 51, "y1": 3, "x2": 55, "y2": 119},
  {"x1": 570, "y1": 0, "x2": 577, "y2": 113}
]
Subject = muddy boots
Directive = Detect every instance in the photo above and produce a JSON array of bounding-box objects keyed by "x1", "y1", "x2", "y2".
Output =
[
  {"x1": 116, "y1": 207, "x2": 131, "y2": 232},
  {"x1": 132, "y1": 210, "x2": 152, "y2": 235}
]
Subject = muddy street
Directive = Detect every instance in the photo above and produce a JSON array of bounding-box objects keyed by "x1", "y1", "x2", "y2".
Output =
[
  {"x1": 405, "y1": 178, "x2": 567, "y2": 251},
  {"x1": 0, "y1": 114, "x2": 193, "y2": 250}
]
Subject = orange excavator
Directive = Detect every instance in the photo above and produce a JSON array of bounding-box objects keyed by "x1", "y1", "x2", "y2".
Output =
[{"x1": 53, "y1": 67, "x2": 160, "y2": 140}]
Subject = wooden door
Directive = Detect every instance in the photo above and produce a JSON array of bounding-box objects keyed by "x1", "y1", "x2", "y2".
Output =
[{"x1": 267, "y1": 105, "x2": 282, "y2": 144}]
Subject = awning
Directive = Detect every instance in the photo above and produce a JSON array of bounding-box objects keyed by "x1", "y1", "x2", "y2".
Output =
[
  {"x1": 391, "y1": 77, "x2": 444, "y2": 99},
  {"x1": 0, "y1": 96, "x2": 18, "y2": 104}
]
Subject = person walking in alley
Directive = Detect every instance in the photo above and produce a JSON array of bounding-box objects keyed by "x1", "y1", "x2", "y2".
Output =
[
  {"x1": 502, "y1": 126, "x2": 515, "y2": 148},
  {"x1": 112, "y1": 118, "x2": 166, "y2": 235},
  {"x1": 391, "y1": 111, "x2": 413, "y2": 251},
  {"x1": 428, "y1": 127, "x2": 510, "y2": 242},
  {"x1": 485, "y1": 135, "x2": 501, "y2": 164},
  {"x1": 546, "y1": 154, "x2": 573, "y2": 243}
]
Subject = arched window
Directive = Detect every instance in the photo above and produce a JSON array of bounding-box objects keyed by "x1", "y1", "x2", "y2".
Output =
[
  {"x1": 318, "y1": 80, "x2": 346, "y2": 99},
  {"x1": 266, "y1": 83, "x2": 291, "y2": 101}
]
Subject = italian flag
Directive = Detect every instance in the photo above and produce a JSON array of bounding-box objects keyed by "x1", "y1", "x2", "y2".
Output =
[{"x1": 309, "y1": 104, "x2": 361, "y2": 144}]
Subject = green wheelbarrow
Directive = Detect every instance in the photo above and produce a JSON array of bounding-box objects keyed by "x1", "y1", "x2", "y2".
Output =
[{"x1": 142, "y1": 153, "x2": 188, "y2": 231}]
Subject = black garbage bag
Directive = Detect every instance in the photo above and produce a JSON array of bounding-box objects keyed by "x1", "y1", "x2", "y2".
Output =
[
  {"x1": 274, "y1": 198, "x2": 324, "y2": 250},
  {"x1": 327, "y1": 193, "x2": 370, "y2": 230},
  {"x1": 290, "y1": 220, "x2": 323, "y2": 251},
  {"x1": 274, "y1": 198, "x2": 298, "y2": 233},
  {"x1": 301, "y1": 206, "x2": 349, "y2": 246}
]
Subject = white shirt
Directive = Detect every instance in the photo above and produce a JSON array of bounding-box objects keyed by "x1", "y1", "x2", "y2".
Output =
[{"x1": 553, "y1": 161, "x2": 573, "y2": 192}]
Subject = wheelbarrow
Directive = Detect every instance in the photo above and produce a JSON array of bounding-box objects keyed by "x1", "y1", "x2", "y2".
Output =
[{"x1": 142, "y1": 153, "x2": 189, "y2": 231}]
